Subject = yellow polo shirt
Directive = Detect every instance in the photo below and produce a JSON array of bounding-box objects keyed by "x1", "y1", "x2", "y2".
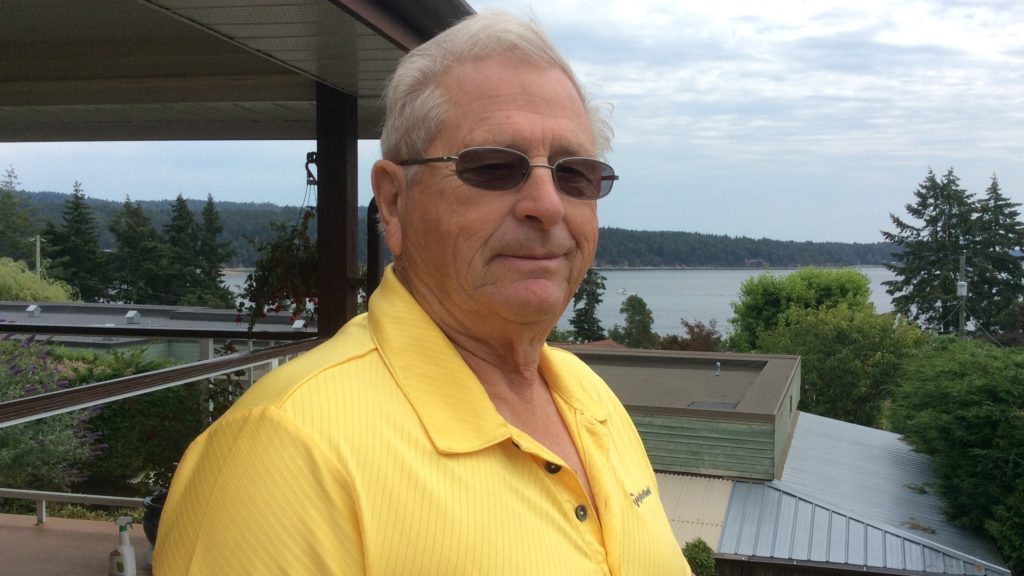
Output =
[{"x1": 155, "y1": 267, "x2": 689, "y2": 575}]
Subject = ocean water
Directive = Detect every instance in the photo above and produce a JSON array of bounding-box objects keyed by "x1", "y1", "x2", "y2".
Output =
[
  {"x1": 224, "y1": 267, "x2": 897, "y2": 336},
  {"x1": 555, "y1": 267, "x2": 896, "y2": 335}
]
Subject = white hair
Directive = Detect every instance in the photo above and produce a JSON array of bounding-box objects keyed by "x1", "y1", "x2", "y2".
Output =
[{"x1": 379, "y1": 11, "x2": 613, "y2": 162}]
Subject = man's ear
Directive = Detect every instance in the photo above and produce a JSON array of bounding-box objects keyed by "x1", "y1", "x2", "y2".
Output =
[{"x1": 371, "y1": 160, "x2": 404, "y2": 257}]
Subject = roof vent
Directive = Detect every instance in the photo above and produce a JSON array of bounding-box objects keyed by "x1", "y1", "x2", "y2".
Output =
[
  {"x1": 26, "y1": 304, "x2": 41, "y2": 317},
  {"x1": 125, "y1": 310, "x2": 142, "y2": 325},
  {"x1": 291, "y1": 319, "x2": 306, "y2": 331}
]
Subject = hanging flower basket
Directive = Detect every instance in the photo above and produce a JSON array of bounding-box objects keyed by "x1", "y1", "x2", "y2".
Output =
[{"x1": 236, "y1": 207, "x2": 318, "y2": 331}]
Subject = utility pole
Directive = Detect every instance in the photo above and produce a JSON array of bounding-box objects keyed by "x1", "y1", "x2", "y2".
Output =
[
  {"x1": 34, "y1": 234, "x2": 41, "y2": 277},
  {"x1": 23, "y1": 235, "x2": 43, "y2": 277},
  {"x1": 957, "y1": 250, "x2": 967, "y2": 337}
]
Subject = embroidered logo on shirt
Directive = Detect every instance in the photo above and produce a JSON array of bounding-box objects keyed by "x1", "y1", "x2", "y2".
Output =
[{"x1": 630, "y1": 486, "x2": 652, "y2": 508}]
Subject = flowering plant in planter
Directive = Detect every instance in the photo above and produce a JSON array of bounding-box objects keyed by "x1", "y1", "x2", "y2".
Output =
[{"x1": 237, "y1": 207, "x2": 318, "y2": 331}]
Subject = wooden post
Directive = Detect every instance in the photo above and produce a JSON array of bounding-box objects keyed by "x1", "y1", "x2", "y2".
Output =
[{"x1": 316, "y1": 83, "x2": 359, "y2": 337}]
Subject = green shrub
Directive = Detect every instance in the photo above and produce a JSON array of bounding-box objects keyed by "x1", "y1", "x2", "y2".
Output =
[
  {"x1": 0, "y1": 337, "x2": 97, "y2": 491},
  {"x1": 891, "y1": 337, "x2": 1024, "y2": 574},
  {"x1": 682, "y1": 537, "x2": 716, "y2": 576},
  {"x1": 0, "y1": 338, "x2": 205, "y2": 497},
  {"x1": 758, "y1": 306, "x2": 926, "y2": 427},
  {"x1": 67, "y1": 348, "x2": 202, "y2": 494},
  {"x1": 727, "y1": 267, "x2": 871, "y2": 351},
  {"x1": 0, "y1": 257, "x2": 77, "y2": 301}
]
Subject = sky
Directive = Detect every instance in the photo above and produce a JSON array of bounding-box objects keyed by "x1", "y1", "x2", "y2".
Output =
[{"x1": 2, "y1": 0, "x2": 1022, "y2": 243}]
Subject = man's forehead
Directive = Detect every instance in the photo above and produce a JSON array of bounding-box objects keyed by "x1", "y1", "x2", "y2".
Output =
[{"x1": 431, "y1": 57, "x2": 593, "y2": 153}]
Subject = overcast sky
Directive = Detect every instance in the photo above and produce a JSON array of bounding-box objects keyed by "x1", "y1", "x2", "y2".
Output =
[{"x1": 2, "y1": 0, "x2": 1022, "y2": 243}]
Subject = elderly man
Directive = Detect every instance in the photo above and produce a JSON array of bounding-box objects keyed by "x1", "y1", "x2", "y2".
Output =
[{"x1": 155, "y1": 12, "x2": 689, "y2": 576}]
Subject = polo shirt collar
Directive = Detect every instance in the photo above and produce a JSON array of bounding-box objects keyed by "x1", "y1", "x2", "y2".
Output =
[{"x1": 367, "y1": 266, "x2": 609, "y2": 454}]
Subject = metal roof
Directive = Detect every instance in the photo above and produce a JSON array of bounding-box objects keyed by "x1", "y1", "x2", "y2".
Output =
[
  {"x1": 656, "y1": 472, "x2": 733, "y2": 549},
  {"x1": 0, "y1": 300, "x2": 306, "y2": 344},
  {"x1": 718, "y1": 413, "x2": 1009, "y2": 575},
  {"x1": 0, "y1": 0, "x2": 474, "y2": 142}
]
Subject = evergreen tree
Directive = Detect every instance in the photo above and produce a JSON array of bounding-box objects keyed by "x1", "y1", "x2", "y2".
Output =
[
  {"x1": 609, "y1": 294, "x2": 658, "y2": 349},
  {"x1": 108, "y1": 197, "x2": 174, "y2": 304},
  {"x1": 163, "y1": 195, "x2": 202, "y2": 305},
  {"x1": 0, "y1": 166, "x2": 38, "y2": 265},
  {"x1": 882, "y1": 168, "x2": 977, "y2": 332},
  {"x1": 42, "y1": 181, "x2": 107, "y2": 301},
  {"x1": 196, "y1": 194, "x2": 237, "y2": 308},
  {"x1": 970, "y1": 176, "x2": 1024, "y2": 332},
  {"x1": 569, "y1": 268, "x2": 607, "y2": 342}
]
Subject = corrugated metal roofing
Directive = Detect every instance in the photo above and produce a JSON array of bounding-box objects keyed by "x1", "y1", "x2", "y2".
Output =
[
  {"x1": 777, "y1": 413, "x2": 1004, "y2": 565},
  {"x1": 717, "y1": 413, "x2": 1009, "y2": 575},
  {"x1": 719, "y1": 482, "x2": 1007, "y2": 575},
  {"x1": 656, "y1": 473, "x2": 733, "y2": 549}
]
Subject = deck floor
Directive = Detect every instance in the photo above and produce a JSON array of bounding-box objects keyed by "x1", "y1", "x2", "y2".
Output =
[{"x1": 0, "y1": 513, "x2": 152, "y2": 575}]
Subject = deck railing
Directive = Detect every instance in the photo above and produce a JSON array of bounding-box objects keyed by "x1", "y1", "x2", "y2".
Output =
[
  {"x1": 0, "y1": 488, "x2": 145, "y2": 525},
  {"x1": 0, "y1": 328, "x2": 320, "y2": 428},
  {"x1": 0, "y1": 326, "x2": 322, "y2": 526}
]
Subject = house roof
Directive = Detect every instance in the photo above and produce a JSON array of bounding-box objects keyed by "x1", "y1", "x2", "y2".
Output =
[
  {"x1": 716, "y1": 412, "x2": 1009, "y2": 575},
  {"x1": 0, "y1": 0, "x2": 474, "y2": 142},
  {"x1": 559, "y1": 347, "x2": 801, "y2": 420},
  {"x1": 0, "y1": 300, "x2": 306, "y2": 345},
  {"x1": 656, "y1": 472, "x2": 733, "y2": 549}
]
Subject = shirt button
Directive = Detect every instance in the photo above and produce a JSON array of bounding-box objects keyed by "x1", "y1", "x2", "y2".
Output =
[
  {"x1": 575, "y1": 504, "x2": 588, "y2": 522},
  {"x1": 545, "y1": 462, "x2": 562, "y2": 474}
]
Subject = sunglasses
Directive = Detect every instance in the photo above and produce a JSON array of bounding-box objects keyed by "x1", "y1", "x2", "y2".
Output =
[{"x1": 398, "y1": 146, "x2": 618, "y2": 200}]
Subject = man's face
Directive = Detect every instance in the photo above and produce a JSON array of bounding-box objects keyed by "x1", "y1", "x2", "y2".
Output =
[{"x1": 384, "y1": 55, "x2": 599, "y2": 331}]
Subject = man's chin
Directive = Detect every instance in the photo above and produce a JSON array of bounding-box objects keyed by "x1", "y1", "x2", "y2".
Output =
[{"x1": 492, "y1": 282, "x2": 570, "y2": 324}]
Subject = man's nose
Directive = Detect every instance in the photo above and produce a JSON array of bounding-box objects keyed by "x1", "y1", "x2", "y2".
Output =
[{"x1": 513, "y1": 163, "x2": 567, "y2": 227}]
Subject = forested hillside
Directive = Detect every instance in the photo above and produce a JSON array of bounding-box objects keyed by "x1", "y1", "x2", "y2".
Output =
[
  {"x1": 16, "y1": 191, "x2": 370, "y2": 267},
  {"x1": 14, "y1": 190, "x2": 894, "y2": 268},
  {"x1": 596, "y1": 227, "x2": 895, "y2": 268}
]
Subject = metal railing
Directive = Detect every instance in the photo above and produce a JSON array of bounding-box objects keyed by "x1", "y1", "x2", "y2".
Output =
[
  {"x1": 0, "y1": 330, "x2": 323, "y2": 528},
  {"x1": 0, "y1": 336, "x2": 321, "y2": 428},
  {"x1": 0, "y1": 488, "x2": 144, "y2": 525}
]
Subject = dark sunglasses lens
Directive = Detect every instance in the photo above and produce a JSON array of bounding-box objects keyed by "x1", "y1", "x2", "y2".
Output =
[
  {"x1": 454, "y1": 148, "x2": 528, "y2": 191},
  {"x1": 554, "y1": 158, "x2": 615, "y2": 199}
]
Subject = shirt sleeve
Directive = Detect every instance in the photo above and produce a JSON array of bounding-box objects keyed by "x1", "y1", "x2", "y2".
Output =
[{"x1": 153, "y1": 406, "x2": 365, "y2": 576}]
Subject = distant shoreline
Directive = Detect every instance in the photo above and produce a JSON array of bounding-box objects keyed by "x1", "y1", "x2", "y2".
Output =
[
  {"x1": 592, "y1": 265, "x2": 887, "y2": 271},
  {"x1": 221, "y1": 265, "x2": 889, "y2": 274}
]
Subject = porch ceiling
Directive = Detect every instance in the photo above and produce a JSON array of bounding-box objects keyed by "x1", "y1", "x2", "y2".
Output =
[{"x1": 0, "y1": 0, "x2": 473, "y2": 142}]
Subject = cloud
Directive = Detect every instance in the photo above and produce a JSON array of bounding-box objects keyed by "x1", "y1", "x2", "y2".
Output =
[{"x1": 5, "y1": 0, "x2": 1022, "y2": 244}]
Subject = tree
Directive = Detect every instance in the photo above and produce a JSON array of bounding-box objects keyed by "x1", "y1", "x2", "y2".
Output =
[
  {"x1": 0, "y1": 165, "x2": 38, "y2": 266},
  {"x1": 758, "y1": 306, "x2": 925, "y2": 427},
  {"x1": 609, "y1": 294, "x2": 658, "y2": 349},
  {"x1": 969, "y1": 176, "x2": 1024, "y2": 332},
  {"x1": 569, "y1": 268, "x2": 607, "y2": 342},
  {"x1": 195, "y1": 194, "x2": 236, "y2": 308},
  {"x1": 157, "y1": 194, "x2": 237, "y2": 308},
  {"x1": 108, "y1": 197, "x2": 174, "y2": 304},
  {"x1": 546, "y1": 326, "x2": 573, "y2": 343},
  {"x1": 163, "y1": 195, "x2": 202, "y2": 305},
  {"x1": 882, "y1": 168, "x2": 977, "y2": 332},
  {"x1": 42, "y1": 181, "x2": 108, "y2": 301},
  {"x1": 727, "y1": 267, "x2": 872, "y2": 351},
  {"x1": 659, "y1": 319, "x2": 723, "y2": 352},
  {"x1": 890, "y1": 337, "x2": 1024, "y2": 574}
]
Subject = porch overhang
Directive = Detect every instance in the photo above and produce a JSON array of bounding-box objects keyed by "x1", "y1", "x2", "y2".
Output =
[{"x1": 0, "y1": 0, "x2": 473, "y2": 142}]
